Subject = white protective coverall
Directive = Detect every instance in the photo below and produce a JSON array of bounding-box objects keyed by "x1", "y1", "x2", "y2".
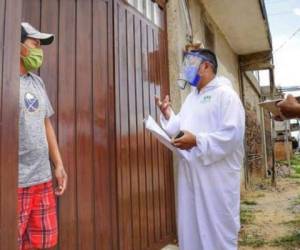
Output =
[{"x1": 161, "y1": 76, "x2": 245, "y2": 250}]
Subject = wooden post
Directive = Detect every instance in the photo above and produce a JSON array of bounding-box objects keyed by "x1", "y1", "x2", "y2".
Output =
[
  {"x1": 269, "y1": 68, "x2": 277, "y2": 187},
  {"x1": 260, "y1": 105, "x2": 269, "y2": 178},
  {"x1": 0, "y1": 0, "x2": 22, "y2": 248}
]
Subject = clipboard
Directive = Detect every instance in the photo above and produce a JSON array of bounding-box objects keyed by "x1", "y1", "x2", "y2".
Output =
[
  {"x1": 144, "y1": 115, "x2": 188, "y2": 159},
  {"x1": 259, "y1": 99, "x2": 282, "y2": 116},
  {"x1": 259, "y1": 96, "x2": 300, "y2": 116}
]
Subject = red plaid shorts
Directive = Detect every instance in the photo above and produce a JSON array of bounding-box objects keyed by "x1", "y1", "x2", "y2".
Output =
[{"x1": 18, "y1": 181, "x2": 58, "y2": 250}]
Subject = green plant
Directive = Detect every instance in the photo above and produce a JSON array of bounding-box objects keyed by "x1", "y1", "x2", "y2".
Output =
[
  {"x1": 240, "y1": 207, "x2": 255, "y2": 225},
  {"x1": 271, "y1": 231, "x2": 300, "y2": 248},
  {"x1": 292, "y1": 195, "x2": 300, "y2": 206},
  {"x1": 239, "y1": 231, "x2": 266, "y2": 247},
  {"x1": 241, "y1": 200, "x2": 257, "y2": 206}
]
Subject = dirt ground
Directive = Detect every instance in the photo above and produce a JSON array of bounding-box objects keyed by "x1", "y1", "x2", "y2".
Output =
[{"x1": 239, "y1": 176, "x2": 300, "y2": 250}]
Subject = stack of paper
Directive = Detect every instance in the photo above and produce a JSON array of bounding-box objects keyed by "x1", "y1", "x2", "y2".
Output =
[
  {"x1": 259, "y1": 96, "x2": 300, "y2": 117},
  {"x1": 259, "y1": 99, "x2": 282, "y2": 117},
  {"x1": 144, "y1": 115, "x2": 188, "y2": 160}
]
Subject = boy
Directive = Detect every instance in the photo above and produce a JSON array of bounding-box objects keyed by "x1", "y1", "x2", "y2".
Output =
[{"x1": 19, "y1": 22, "x2": 67, "y2": 250}]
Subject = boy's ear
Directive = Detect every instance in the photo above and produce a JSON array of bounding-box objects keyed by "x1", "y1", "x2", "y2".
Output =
[{"x1": 20, "y1": 44, "x2": 29, "y2": 57}]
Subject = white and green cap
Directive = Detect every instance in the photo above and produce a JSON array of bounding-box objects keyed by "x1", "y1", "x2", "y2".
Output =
[{"x1": 21, "y1": 22, "x2": 54, "y2": 45}]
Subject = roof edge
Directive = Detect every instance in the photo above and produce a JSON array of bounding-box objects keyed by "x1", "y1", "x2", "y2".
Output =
[{"x1": 258, "y1": 0, "x2": 273, "y2": 51}]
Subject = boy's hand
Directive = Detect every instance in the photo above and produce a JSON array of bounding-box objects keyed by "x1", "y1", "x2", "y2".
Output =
[
  {"x1": 54, "y1": 165, "x2": 67, "y2": 196},
  {"x1": 172, "y1": 130, "x2": 197, "y2": 150}
]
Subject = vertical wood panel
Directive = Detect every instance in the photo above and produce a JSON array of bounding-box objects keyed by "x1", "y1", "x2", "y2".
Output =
[
  {"x1": 22, "y1": 0, "x2": 40, "y2": 27},
  {"x1": 76, "y1": 0, "x2": 95, "y2": 249},
  {"x1": 39, "y1": 4, "x2": 60, "y2": 249},
  {"x1": 115, "y1": 2, "x2": 176, "y2": 249},
  {"x1": 108, "y1": 0, "x2": 119, "y2": 248},
  {"x1": 118, "y1": 5, "x2": 133, "y2": 250},
  {"x1": 141, "y1": 21, "x2": 155, "y2": 247},
  {"x1": 148, "y1": 26, "x2": 161, "y2": 242},
  {"x1": 40, "y1": 0, "x2": 59, "y2": 132},
  {"x1": 156, "y1": 30, "x2": 168, "y2": 238},
  {"x1": 93, "y1": 1, "x2": 115, "y2": 249},
  {"x1": 0, "y1": 0, "x2": 5, "y2": 116},
  {"x1": 154, "y1": 30, "x2": 167, "y2": 240},
  {"x1": 0, "y1": 0, "x2": 21, "y2": 249},
  {"x1": 57, "y1": 0, "x2": 77, "y2": 249},
  {"x1": 21, "y1": 0, "x2": 41, "y2": 78},
  {"x1": 114, "y1": 1, "x2": 122, "y2": 249},
  {"x1": 163, "y1": 11, "x2": 176, "y2": 234},
  {"x1": 127, "y1": 11, "x2": 141, "y2": 250},
  {"x1": 134, "y1": 15, "x2": 149, "y2": 250},
  {"x1": 159, "y1": 20, "x2": 175, "y2": 235},
  {"x1": 168, "y1": 149, "x2": 176, "y2": 234}
]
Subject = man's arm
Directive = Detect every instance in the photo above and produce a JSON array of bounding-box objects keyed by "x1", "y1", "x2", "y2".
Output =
[
  {"x1": 45, "y1": 118, "x2": 67, "y2": 196},
  {"x1": 173, "y1": 90, "x2": 245, "y2": 165},
  {"x1": 156, "y1": 95, "x2": 181, "y2": 136},
  {"x1": 194, "y1": 92, "x2": 245, "y2": 166}
]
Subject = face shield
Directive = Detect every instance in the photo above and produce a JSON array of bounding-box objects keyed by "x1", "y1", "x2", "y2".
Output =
[{"x1": 177, "y1": 52, "x2": 206, "y2": 90}]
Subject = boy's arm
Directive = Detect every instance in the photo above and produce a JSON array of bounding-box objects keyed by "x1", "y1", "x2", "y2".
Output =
[{"x1": 45, "y1": 118, "x2": 67, "y2": 196}]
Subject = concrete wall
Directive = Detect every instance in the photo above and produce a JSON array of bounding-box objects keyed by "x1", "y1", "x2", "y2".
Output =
[
  {"x1": 243, "y1": 73, "x2": 265, "y2": 179},
  {"x1": 243, "y1": 73, "x2": 262, "y2": 124},
  {"x1": 166, "y1": 0, "x2": 240, "y2": 114}
]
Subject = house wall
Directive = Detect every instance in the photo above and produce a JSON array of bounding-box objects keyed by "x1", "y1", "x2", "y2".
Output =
[
  {"x1": 243, "y1": 73, "x2": 265, "y2": 179},
  {"x1": 166, "y1": 0, "x2": 240, "y2": 117}
]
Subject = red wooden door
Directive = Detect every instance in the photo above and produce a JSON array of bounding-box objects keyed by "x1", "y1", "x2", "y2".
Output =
[
  {"x1": 22, "y1": 1, "x2": 116, "y2": 249},
  {"x1": 21, "y1": 0, "x2": 176, "y2": 249},
  {"x1": 114, "y1": 1, "x2": 176, "y2": 250},
  {"x1": 0, "y1": 0, "x2": 21, "y2": 249}
]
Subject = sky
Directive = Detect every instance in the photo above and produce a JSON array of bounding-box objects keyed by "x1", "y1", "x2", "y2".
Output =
[
  {"x1": 261, "y1": 0, "x2": 300, "y2": 89},
  {"x1": 263, "y1": 0, "x2": 300, "y2": 137}
]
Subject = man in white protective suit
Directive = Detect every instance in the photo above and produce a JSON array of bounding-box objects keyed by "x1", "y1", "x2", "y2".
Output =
[{"x1": 156, "y1": 49, "x2": 245, "y2": 250}]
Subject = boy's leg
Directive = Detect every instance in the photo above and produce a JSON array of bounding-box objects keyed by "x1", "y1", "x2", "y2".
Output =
[
  {"x1": 30, "y1": 247, "x2": 57, "y2": 250},
  {"x1": 18, "y1": 186, "x2": 33, "y2": 250},
  {"x1": 27, "y1": 181, "x2": 58, "y2": 249}
]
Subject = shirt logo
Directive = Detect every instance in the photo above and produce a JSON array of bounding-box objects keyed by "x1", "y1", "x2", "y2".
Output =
[
  {"x1": 24, "y1": 92, "x2": 39, "y2": 112},
  {"x1": 200, "y1": 95, "x2": 212, "y2": 103}
]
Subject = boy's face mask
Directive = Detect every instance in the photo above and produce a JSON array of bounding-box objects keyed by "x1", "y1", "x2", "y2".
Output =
[
  {"x1": 177, "y1": 52, "x2": 206, "y2": 90},
  {"x1": 21, "y1": 43, "x2": 44, "y2": 71}
]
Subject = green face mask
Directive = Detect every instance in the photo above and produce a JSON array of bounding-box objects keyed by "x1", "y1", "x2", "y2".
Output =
[{"x1": 21, "y1": 44, "x2": 44, "y2": 71}]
